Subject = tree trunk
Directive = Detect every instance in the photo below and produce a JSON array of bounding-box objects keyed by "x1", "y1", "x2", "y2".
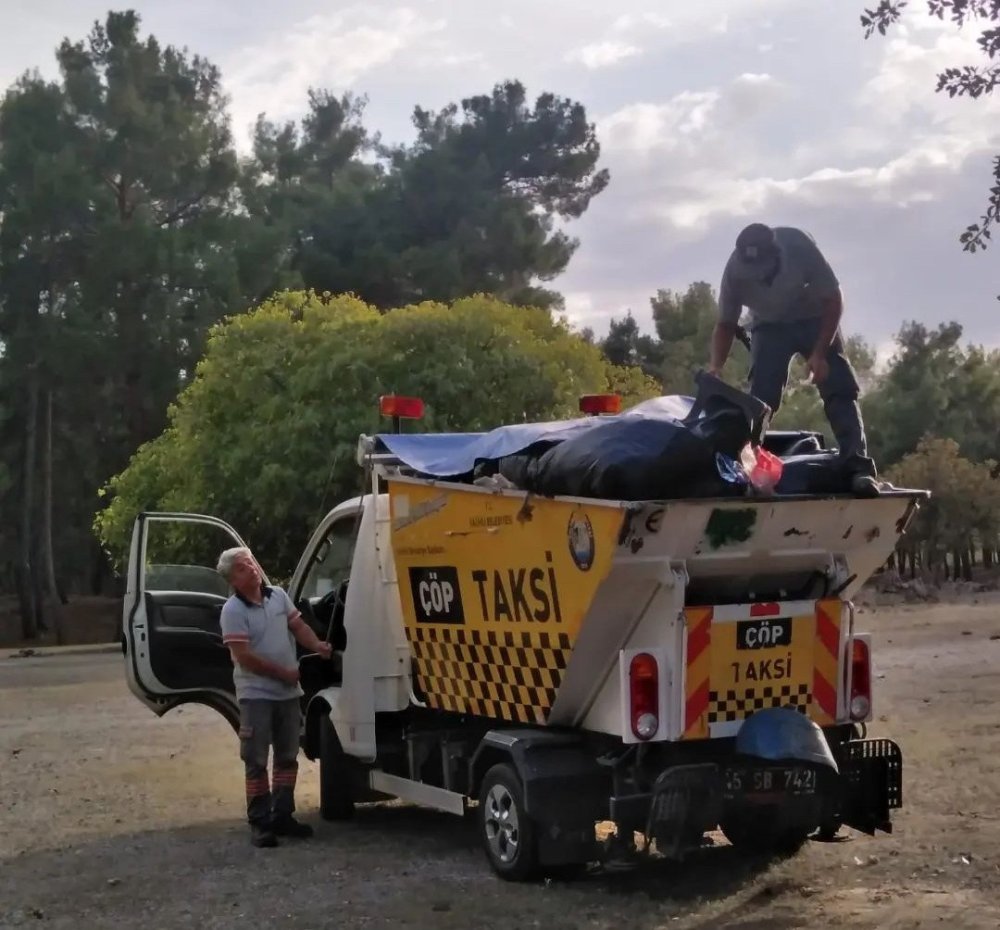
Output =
[
  {"x1": 17, "y1": 364, "x2": 40, "y2": 640},
  {"x1": 43, "y1": 388, "x2": 67, "y2": 645},
  {"x1": 961, "y1": 547, "x2": 973, "y2": 582}
]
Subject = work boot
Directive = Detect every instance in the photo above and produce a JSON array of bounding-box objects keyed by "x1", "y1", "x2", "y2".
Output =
[
  {"x1": 270, "y1": 815, "x2": 314, "y2": 839},
  {"x1": 850, "y1": 474, "x2": 881, "y2": 498},
  {"x1": 250, "y1": 823, "x2": 278, "y2": 848}
]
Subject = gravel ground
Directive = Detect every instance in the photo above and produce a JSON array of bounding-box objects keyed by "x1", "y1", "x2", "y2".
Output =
[{"x1": 2, "y1": 602, "x2": 1000, "y2": 929}]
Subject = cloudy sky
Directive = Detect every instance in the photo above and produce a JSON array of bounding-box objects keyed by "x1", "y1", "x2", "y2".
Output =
[{"x1": 4, "y1": 0, "x2": 999, "y2": 358}]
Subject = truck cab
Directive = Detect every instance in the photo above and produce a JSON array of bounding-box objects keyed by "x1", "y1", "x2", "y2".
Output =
[{"x1": 121, "y1": 388, "x2": 927, "y2": 881}]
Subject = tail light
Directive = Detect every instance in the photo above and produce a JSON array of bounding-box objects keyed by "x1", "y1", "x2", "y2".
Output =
[
  {"x1": 629, "y1": 652, "x2": 659, "y2": 740},
  {"x1": 849, "y1": 638, "x2": 872, "y2": 721}
]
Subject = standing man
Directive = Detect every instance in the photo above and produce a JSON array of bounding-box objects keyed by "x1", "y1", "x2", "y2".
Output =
[
  {"x1": 708, "y1": 222, "x2": 879, "y2": 497},
  {"x1": 217, "y1": 546, "x2": 333, "y2": 847}
]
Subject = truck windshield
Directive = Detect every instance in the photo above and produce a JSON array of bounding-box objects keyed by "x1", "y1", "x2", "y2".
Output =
[{"x1": 300, "y1": 510, "x2": 361, "y2": 599}]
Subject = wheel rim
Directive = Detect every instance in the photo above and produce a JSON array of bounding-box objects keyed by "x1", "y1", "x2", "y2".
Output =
[{"x1": 483, "y1": 782, "x2": 520, "y2": 864}]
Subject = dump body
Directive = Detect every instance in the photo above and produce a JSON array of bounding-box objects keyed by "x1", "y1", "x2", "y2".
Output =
[{"x1": 383, "y1": 472, "x2": 920, "y2": 743}]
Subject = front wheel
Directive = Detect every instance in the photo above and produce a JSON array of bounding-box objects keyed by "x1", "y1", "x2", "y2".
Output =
[
  {"x1": 319, "y1": 716, "x2": 355, "y2": 821},
  {"x1": 478, "y1": 763, "x2": 539, "y2": 881}
]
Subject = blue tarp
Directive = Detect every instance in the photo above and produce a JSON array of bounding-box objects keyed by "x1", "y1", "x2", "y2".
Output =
[{"x1": 375, "y1": 395, "x2": 696, "y2": 477}]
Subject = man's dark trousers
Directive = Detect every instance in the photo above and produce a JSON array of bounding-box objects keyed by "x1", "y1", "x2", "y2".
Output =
[
  {"x1": 748, "y1": 317, "x2": 877, "y2": 480},
  {"x1": 238, "y1": 697, "x2": 301, "y2": 828}
]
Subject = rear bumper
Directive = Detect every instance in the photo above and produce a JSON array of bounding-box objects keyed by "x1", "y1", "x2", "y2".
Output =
[{"x1": 608, "y1": 737, "x2": 903, "y2": 849}]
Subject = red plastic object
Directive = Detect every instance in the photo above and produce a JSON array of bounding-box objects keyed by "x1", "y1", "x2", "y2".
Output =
[{"x1": 749, "y1": 446, "x2": 783, "y2": 492}]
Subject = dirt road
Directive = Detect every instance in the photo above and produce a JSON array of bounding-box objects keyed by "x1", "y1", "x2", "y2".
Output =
[{"x1": 2, "y1": 602, "x2": 1000, "y2": 929}]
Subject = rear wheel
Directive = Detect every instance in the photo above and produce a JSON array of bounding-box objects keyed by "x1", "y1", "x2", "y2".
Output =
[
  {"x1": 721, "y1": 808, "x2": 811, "y2": 855},
  {"x1": 319, "y1": 716, "x2": 355, "y2": 821},
  {"x1": 478, "y1": 763, "x2": 539, "y2": 881}
]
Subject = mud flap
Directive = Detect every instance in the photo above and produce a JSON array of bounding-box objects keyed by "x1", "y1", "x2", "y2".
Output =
[
  {"x1": 645, "y1": 763, "x2": 723, "y2": 859},
  {"x1": 838, "y1": 738, "x2": 902, "y2": 835}
]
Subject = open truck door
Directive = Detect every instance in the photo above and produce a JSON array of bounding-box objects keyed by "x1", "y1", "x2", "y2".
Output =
[{"x1": 122, "y1": 511, "x2": 256, "y2": 731}]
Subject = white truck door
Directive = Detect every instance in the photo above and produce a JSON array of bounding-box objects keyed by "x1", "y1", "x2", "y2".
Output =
[{"x1": 122, "y1": 511, "x2": 258, "y2": 728}]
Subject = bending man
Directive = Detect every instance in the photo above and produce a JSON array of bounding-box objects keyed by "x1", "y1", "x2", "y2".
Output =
[{"x1": 709, "y1": 222, "x2": 879, "y2": 497}]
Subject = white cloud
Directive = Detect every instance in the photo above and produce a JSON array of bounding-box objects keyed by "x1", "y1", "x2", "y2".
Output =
[
  {"x1": 601, "y1": 92, "x2": 720, "y2": 155},
  {"x1": 223, "y1": 6, "x2": 445, "y2": 146},
  {"x1": 565, "y1": 41, "x2": 641, "y2": 70},
  {"x1": 599, "y1": 73, "x2": 786, "y2": 161},
  {"x1": 653, "y1": 131, "x2": 993, "y2": 232},
  {"x1": 611, "y1": 12, "x2": 671, "y2": 32}
]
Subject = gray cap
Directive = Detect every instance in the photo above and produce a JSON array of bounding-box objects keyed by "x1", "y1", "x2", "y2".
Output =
[{"x1": 730, "y1": 223, "x2": 779, "y2": 278}]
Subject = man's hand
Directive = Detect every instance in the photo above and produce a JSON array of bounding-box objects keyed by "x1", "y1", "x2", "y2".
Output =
[
  {"x1": 316, "y1": 642, "x2": 333, "y2": 660},
  {"x1": 281, "y1": 665, "x2": 301, "y2": 685},
  {"x1": 807, "y1": 352, "x2": 830, "y2": 384}
]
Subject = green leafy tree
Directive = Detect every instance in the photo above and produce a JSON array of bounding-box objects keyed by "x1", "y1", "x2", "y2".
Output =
[
  {"x1": 0, "y1": 10, "x2": 246, "y2": 634},
  {"x1": 887, "y1": 436, "x2": 1000, "y2": 579},
  {"x1": 94, "y1": 291, "x2": 659, "y2": 575},
  {"x1": 650, "y1": 283, "x2": 749, "y2": 394},
  {"x1": 247, "y1": 79, "x2": 609, "y2": 310}
]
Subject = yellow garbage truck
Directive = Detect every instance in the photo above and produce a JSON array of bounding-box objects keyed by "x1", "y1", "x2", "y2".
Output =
[{"x1": 121, "y1": 383, "x2": 927, "y2": 880}]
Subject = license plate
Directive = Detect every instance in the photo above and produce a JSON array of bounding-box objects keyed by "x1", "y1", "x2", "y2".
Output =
[{"x1": 724, "y1": 765, "x2": 817, "y2": 796}]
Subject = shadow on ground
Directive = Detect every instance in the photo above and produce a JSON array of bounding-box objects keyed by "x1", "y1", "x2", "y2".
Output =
[{"x1": 0, "y1": 801, "x2": 814, "y2": 930}]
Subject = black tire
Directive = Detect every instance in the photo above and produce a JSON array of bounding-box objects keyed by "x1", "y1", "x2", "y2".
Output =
[
  {"x1": 478, "y1": 763, "x2": 539, "y2": 881},
  {"x1": 721, "y1": 809, "x2": 810, "y2": 856},
  {"x1": 319, "y1": 716, "x2": 355, "y2": 821}
]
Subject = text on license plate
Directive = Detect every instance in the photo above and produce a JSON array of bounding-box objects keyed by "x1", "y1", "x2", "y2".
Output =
[{"x1": 725, "y1": 766, "x2": 817, "y2": 794}]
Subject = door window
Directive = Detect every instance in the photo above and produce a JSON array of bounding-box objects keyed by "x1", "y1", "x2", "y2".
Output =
[{"x1": 143, "y1": 519, "x2": 238, "y2": 598}]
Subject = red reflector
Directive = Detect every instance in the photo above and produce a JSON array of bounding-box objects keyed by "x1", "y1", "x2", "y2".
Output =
[
  {"x1": 379, "y1": 395, "x2": 424, "y2": 419},
  {"x1": 579, "y1": 393, "x2": 622, "y2": 415},
  {"x1": 629, "y1": 652, "x2": 659, "y2": 740},
  {"x1": 851, "y1": 639, "x2": 871, "y2": 700},
  {"x1": 849, "y1": 638, "x2": 872, "y2": 721},
  {"x1": 749, "y1": 602, "x2": 781, "y2": 617}
]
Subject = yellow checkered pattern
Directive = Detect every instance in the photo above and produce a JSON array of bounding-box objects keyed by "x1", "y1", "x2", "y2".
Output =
[
  {"x1": 408, "y1": 626, "x2": 572, "y2": 725},
  {"x1": 708, "y1": 682, "x2": 812, "y2": 723}
]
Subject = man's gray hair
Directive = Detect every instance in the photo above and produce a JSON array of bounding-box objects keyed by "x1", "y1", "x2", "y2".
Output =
[{"x1": 217, "y1": 546, "x2": 252, "y2": 580}]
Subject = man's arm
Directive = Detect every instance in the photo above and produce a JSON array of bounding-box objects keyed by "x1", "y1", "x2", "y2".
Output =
[
  {"x1": 220, "y1": 601, "x2": 298, "y2": 683},
  {"x1": 288, "y1": 613, "x2": 331, "y2": 655},
  {"x1": 812, "y1": 290, "x2": 843, "y2": 356},
  {"x1": 710, "y1": 321, "x2": 738, "y2": 374},
  {"x1": 798, "y1": 230, "x2": 844, "y2": 379},
  {"x1": 710, "y1": 265, "x2": 742, "y2": 375},
  {"x1": 227, "y1": 640, "x2": 299, "y2": 684},
  {"x1": 281, "y1": 589, "x2": 332, "y2": 657}
]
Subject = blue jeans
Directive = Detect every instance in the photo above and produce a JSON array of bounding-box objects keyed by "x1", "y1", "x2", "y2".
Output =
[{"x1": 749, "y1": 318, "x2": 877, "y2": 479}]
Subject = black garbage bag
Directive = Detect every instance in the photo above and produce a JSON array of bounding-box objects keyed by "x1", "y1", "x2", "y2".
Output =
[
  {"x1": 472, "y1": 371, "x2": 772, "y2": 500},
  {"x1": 774, "y1": 451, "x2": 851, "y2": 495},
  {"x1": 763, "y1": 430, "x2": 825, "y2": 457},
  {"x1": 525, "y1": 402, "x2": 753, "y2": 501}
]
